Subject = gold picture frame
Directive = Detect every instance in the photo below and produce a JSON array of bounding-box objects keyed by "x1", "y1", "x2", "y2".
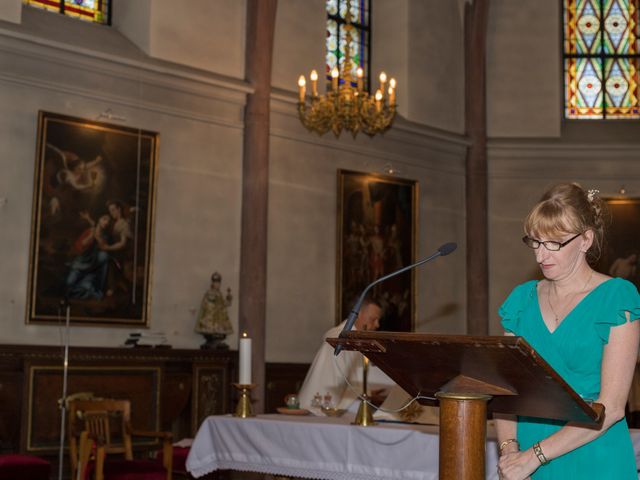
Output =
[
  {"x1": 336, "y1": 169, "x2": 418, "y2": 331},
  {"x1": 26, "y1": 111, "x2": 159, "y2": 326},
  {"x1": 597, "y1": 196, "x2": 640, "y2": 290}
]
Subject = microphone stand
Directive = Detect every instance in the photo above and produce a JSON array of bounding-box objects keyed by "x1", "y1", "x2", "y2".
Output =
[
  {"x1": 58, "y1": 301, "x2": 71, "y2": 480},
  {"x1": 335, "y1": 242, "x2": 457, "y2": 356}
]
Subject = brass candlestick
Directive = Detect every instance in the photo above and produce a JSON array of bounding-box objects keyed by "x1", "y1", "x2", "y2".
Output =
[
  {"x1": 233, "y1": 383, "x2": 256, "y2": 418},
  {"x1": 352, "y1": 356, "x2": 376, "y2": 426}
]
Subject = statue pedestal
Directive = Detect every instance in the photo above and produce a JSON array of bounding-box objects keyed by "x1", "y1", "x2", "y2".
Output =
[{"x1": 199, "y1": 333, "x2": 229, "y2": 350}]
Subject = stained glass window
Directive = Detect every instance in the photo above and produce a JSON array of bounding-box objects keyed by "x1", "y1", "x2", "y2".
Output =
[
  {"x1": 326, "y1": 0, "x2": 371, "y2": 87},
  {"x1": 564, "y1": 0, "x2": 640, "y2": 119},
  {"x1": 23, "y1": 0, "x2": 110, "y2": 25}
]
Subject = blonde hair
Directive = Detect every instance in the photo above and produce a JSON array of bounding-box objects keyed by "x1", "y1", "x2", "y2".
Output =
[{"x1": 524, "y1": 183, "x2": 607, "y2": 263}]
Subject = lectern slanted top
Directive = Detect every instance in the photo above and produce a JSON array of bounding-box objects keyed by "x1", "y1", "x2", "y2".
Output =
[{"x1": 327, "y1": 331, "x2": 603, "y2": 425}]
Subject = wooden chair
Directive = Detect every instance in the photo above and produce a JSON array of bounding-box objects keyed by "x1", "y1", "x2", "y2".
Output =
[{"x1": 68, "y1": 398, "x2": 173, "y2": 480}]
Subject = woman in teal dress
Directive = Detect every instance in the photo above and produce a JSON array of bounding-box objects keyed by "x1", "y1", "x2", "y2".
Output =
[{"x1": 496, "y1": 183, "x2": 640, "y2": 480}]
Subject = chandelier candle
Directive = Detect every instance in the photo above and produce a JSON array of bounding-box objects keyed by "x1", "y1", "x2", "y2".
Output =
[
  {"x1": 310, "y1": 70, "x2": 318, "y2": 97},
  {"x1": 297, "y1": 76, "x2": 306, "y2": 103}
]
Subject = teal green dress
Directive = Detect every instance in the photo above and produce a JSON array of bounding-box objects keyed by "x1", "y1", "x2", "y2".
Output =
[{"x1": 499, "y1": 277, "x2": 640, "y2": 479}]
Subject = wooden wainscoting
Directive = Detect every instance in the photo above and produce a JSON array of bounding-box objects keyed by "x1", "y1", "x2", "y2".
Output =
[{"x1": 0, "y1": 344, "x2": 236, "y2": 455}]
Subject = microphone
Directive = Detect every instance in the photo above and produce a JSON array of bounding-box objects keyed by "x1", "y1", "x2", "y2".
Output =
[{"x1": 334, "y1": 242, "x2": 457, "y2": 355}]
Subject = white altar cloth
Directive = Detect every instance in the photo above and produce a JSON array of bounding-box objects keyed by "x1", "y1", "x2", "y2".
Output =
[{"x1": 186, "y1": 414, "x2": 500, "y2": 480}]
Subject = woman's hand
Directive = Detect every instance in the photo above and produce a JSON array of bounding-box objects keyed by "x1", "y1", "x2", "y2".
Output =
[{"x1": 498, "y1": 448, "x2": 538, "y2": 480}]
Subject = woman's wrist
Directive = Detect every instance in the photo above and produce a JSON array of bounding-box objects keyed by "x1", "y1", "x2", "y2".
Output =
[
  {"x1": 532, "y1": 441, "x2": 550, "y2": 465},
  {"x1": 498, "y1": 438, "x2": 520, "y2": 456},
  {"x1": 525, "y1": 444, "x2": 544, "y2": 472}
]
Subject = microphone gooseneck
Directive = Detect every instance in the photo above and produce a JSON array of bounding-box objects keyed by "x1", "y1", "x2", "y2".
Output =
[{"x1": 334, "y1": 242, "x2": 457, "y2": 355}]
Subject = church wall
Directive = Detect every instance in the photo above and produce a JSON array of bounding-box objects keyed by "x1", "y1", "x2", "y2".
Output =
[
  {"x1": 488, "y1": 144, "x2": 640, "y2": 335},
  {"x1": 0, "y1": 3, "x2": 469, "y2": 363},
  {"x1": 266, "y1": 102, "x2": 468, "y2": 362},
  {"x1": 6, "y1": 1, "x2": 636, "y2": 364},
  {"x1": 111, "y1": 0, "x2": 152, "y2": 55},
  {"x1": 0, "y1": 14, "x2": 248, "y2": 349},
  {"x1": 405, "y1": 0, "x2": 465, "y2": 134},
  {"x1": 486, "y1": 0, "x2": 562, "y2": 138},
  {"x1": 114, "y1": 0, "x2": 246, "y2": 80},
  {"x1": 272, "y1": 0, "x2": 466, "y2": 135},
  {"x1": 272, "y1": 0, "x2": 325, "y2": 94},
  {"x1": 371, "y1": 0, "x2": 410, "y2": 119},
  {"x1": 486, "y1": 0, "x2": 640, "y2": 330},
  {"x1": 0, "y1": 0, "x2": 21, "y2": 24}
]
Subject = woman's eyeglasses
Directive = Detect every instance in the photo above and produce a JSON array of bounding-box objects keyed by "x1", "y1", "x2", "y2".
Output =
[{"x1": 522, "y1": 233, "x2": 581, "y2": 251}]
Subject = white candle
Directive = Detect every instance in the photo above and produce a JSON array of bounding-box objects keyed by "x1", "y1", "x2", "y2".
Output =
[
  {"x1": 239, "y1": 332, "x2": 252, "y2": 384},
  {"x1": 310, "y1": 70, "x2": 318, "y2": 97},
  {"x1": 297, "y1": 75, "x2": 306, "y2": 103}
]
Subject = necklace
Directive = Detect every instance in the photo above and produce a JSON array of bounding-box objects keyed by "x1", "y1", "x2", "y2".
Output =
[{"x1": 547, "y1": 270, "x2": 594, "y2": 325}]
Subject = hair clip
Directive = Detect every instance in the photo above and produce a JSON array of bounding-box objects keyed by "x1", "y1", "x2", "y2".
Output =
[{"x1": 587, "y1": 189, "x2": 600, "y2": 201}]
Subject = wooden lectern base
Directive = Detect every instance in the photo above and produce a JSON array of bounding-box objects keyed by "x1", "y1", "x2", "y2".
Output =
[{"x1": 436, "y1": 392, "x2": 491, "y2": 480}]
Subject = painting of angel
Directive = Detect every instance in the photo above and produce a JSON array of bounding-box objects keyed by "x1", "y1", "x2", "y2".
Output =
[{"x1": 27, "y1": 111, "x2": 158, "y2": 326}]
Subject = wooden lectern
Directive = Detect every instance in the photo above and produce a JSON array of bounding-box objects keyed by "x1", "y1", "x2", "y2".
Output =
[{"x1": 327, "y1": 331, "x2": 604, "y2": 480}]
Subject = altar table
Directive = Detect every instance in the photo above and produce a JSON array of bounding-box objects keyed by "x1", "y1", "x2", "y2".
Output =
[{"x1": 186, "y1": 414, "x2": 500, "y2": 480}]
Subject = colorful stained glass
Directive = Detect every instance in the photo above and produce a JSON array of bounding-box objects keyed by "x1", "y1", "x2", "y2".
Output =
[
  {"x1": 564, "y1": 0, "x2": 640, "y2": 118},
  {"x1": 23, "y1": 0, "x2": 110, "y2": 25},
  {"x1": 604, "y1": 57, "x2": 640, "y2": 116},
  {"x1": 325, "y1": 0, "x2": 370, "y2": 87}
]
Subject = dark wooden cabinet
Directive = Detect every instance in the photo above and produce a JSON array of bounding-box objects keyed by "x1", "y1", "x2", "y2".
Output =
[
  {"x1": 264, "y1": 362, "x2": 309, "y2": 413},
  {"x1": 0, "y1": 344, "x2": 236, "y2": 454}
]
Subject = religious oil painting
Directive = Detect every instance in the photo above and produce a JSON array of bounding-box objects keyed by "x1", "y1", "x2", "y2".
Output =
[
  {"x1": 27, "y1": 111, "x2": 159, "y2": 326},
  {"x1": 597, "y1": 197, "x2": 640, "y2": 291},
  {"x1": 336, "y1": 169, "x2": 417, "y2": 332}
]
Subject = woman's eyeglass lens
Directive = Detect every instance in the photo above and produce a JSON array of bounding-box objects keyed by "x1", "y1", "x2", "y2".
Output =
[{"x1": 522, "y1": 233, "x2": 581, "y2": 251}]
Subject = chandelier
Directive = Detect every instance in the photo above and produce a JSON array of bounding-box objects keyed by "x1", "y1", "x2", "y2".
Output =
[{"x1": 296, "y1": 1, "x2": 397, "y2": 138}]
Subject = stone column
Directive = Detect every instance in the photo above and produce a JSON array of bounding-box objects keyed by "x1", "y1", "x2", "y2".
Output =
[
  {"x1": 238, "y1": 0, "x2": 278, "y2": 413},
  {"x1": 464, "y1": 0, "x2": 490, "y2": 335}
]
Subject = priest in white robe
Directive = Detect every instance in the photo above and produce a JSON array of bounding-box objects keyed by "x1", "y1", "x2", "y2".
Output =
[{"x1": 297, "y1": 298, "x2": 383, "y2": 411}]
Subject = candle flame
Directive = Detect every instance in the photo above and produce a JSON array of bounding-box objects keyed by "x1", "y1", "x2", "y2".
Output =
[{"x1": 242, "y1": 332, "x2": 248, "y2": 338}]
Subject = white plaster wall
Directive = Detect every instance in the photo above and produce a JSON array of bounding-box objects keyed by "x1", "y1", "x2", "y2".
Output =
[
  {"x1": 0, "y1": 19, "x2": 247, "y2": 349},
  {"x1": 266, "y1": 107, "x2": 468, "y2": 362},
  {"x1": 145, "y1": 0, "x2": 246, "y2": 79},
  {"x1": 486, "y1": 0, "x2": 561, "y2": 138},
  {"x1": 0, "y1": 0, "x2": 21, "y2": 24},
  {"x1": 272, "y1": 0, "x2": 325, "y2": 93},
  {"x1": 406, "y1": 0, "x2": 465, "y2": 133},
  {"x1": 372, "y1": 0, "x2": 410, "y2": 118},
  {"x1": 112, "y1": 0, "x2": 152, "y2": 55},
  {"x1": 0, "y1": 2, "x2": 469, "y2": 360}
]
